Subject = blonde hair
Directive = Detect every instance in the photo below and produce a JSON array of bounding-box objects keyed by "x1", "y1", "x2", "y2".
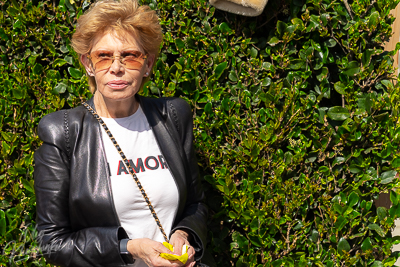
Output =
[{"x1": 71, "y1": 0, "x2": 163, "y2": 93}]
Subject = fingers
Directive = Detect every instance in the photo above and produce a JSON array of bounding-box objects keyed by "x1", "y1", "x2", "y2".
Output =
[
  {"x1": 128, "y1": 238, "x2": 184, "y2": 267},
  {"x1": 170, "y1": 232, "x2": 188, "y2": 256},
  {"x1": 187, "y1": 246, "x2": 195, "y2": 259},
  {"x1": 154, "y1": 242, "x2": 176, "y2": 255},
  {"x1": 182, "y1": 245, "x2": 195, "y2": 267},
  {"x1": 151, "y1": 257, "x2": 185, "y2": 267}
]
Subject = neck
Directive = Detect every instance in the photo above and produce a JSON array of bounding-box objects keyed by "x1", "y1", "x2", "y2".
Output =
[{"x1": 93, "y1": 92, "x2": 139, "y2": 118}]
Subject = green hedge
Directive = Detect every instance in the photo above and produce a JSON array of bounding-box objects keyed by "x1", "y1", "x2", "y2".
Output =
[{"x1": 2, "y1": 0, "x2": 400, "y2": 266}]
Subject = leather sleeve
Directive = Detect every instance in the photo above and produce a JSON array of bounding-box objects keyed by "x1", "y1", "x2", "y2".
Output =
[
  {"x1": 34, "y1": 112, "x2": 130, "y2": 267},
  {"x1": 168, "y1": 98, "x2": 208, "y2": 261}
]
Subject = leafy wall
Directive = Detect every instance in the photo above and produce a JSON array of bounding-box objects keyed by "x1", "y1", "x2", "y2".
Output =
[{"x1": 1, "y1": 0, "x2": 400, "y2": 266}]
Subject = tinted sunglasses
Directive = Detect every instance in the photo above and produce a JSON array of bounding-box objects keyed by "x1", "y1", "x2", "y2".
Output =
[{"x1": 87, "y1": 50, "x2": 148, "y2": 72}]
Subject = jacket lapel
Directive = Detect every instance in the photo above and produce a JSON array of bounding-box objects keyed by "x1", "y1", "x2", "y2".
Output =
[{"x1": 138, "y1": 96, "x2": 187, "y2": 219}]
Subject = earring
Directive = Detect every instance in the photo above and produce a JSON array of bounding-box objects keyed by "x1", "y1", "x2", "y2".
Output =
[{"x1": 146, "y1": 72, "x2": 149, "y2": 76}]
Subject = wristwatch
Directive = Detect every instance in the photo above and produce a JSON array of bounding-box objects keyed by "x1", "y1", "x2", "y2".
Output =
[{"x1": 120, "y1": 239, "x2": 135, "y2": 264}]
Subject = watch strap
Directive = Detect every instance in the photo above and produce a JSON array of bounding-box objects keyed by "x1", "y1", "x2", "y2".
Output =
[{"x1": 119, "y1": 239, "x2": 135, "y2": 264}]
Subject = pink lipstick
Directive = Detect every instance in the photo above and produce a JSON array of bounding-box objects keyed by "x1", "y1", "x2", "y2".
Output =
[{"x1": 107, "y1": 80, "x2": 128, "y2": 89}]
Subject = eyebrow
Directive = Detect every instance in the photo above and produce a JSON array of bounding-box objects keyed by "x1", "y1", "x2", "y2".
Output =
[{"x1": 92, "y1": 48, "x2": 145, "y2": 53}]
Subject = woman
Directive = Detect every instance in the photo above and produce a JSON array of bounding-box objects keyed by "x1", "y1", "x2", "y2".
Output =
[{"x1": 33, "y1": 0, "x2": 208, "y2": 266}]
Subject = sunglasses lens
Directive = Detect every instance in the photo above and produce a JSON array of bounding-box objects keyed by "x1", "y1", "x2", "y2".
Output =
[
  {"x1": 89, "y1": 50, "x2": 146, "y2": 71},
  {"x1": 95, "y1": 59, "x2": 113, "y2": 71},
  {"x1": 123, "y1": 58, "x2": 144, "y2": 70},
  {"x1": 122, "y1": 51, "x2": 145, "y2": 70},
  {"x1": 90, "y1": 51, "x2": 114, "y2": 71}
]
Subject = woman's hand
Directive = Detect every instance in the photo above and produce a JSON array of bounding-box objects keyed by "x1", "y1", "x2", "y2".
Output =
[
  {"x1": 127, "y1": 238, "x2": 184, "y2": 267},
  {"x1": 170, "y1": 230, "x2": 196, "y2": 267}
]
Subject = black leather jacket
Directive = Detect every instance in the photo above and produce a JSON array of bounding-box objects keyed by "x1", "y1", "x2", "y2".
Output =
[{"x1": 34, "y1": 96, "x2": 208, "y2": 267}]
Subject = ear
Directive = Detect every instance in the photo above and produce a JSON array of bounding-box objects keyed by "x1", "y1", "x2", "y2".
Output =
[
  {"x1": 144, "y1": 54, "x2": 155, "y2": 77},
  {"x1": 80, "y1": 54, "x2": 95, "y2": 76}
]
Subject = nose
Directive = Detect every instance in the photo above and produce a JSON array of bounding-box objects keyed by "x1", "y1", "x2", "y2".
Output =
[{"x1": 109, "y1": 56, "x2": 124, "y2": 74}]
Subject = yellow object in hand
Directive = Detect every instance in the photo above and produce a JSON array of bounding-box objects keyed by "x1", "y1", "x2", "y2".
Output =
[{"x1": 159, "y1": 242, "x2": 189, "y2": 264}]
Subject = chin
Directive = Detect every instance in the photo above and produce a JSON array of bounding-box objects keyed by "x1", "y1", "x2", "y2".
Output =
[{"x1": 104, "y1": 92, "x2": 138, "y2": 102}]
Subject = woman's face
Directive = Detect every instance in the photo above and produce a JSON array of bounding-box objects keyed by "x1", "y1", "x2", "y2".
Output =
[{"x1": 81, "y1": 31, "x2": 154, "y2": 102}]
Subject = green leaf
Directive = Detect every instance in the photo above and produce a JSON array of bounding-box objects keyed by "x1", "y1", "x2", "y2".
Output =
[
  {"x1": 250, "y1": 47, "x2": 258, "y2": 58},
  {"x1": 60, "y1": 45, "x2": 69, "y2": 53},
  {"x1": 333, "y1": 203, "x2": 344, "y2": 214},
  {"x1": 366, "y1": 201, "x2": 373, "y2": 211},
  {"x1": 222, "y1": 97, "x2": 233, "y2": 111},
  {"x1": 343, "y1": 61, "x2": 360, "y2": 76},
  {"x1": 219, "y1": 22, "x2": 231, "y2": 33},
  {"x1": 64, "y1": 56, "x2": 74, "y2": 65},
  {"x1": 361, "y1": 237, "x2": 372, "y2": 251},
  {"x1": 248, "y1": 234, "x2": 263, "y2": 247},
  {"x1": 68, "y1": 67, "x2": 82, "y2": 79},
  {"x1": 262, "y1": 77, "x2": 271, "y2": 87},
  {"x1": 277, "y1": 21, "x2": 288, "y2": 36},
  {"x1": 333, "y1": 156, "x2": 345, "y2": 166},
  {"x1": 316, "y1": 67, "x2": 328, "y2": 82},
  {"x1": 53, "y1": 58, "x2": 68, "y2": 67},
  {"x1": 348, "y1": 192, "x2": 359, "y2": 207},
  {"x1": 362, "y1": 49, "x2": 374, "y2": 66},
  {"x1": 21, "y1": 178, "x2": 34, "y2": 193},
  {"x1": 229, "y1": 71, "x2": 238, "y2": 82},
  {"x1": 381, "y1": 80, "x2": 393, "y2": 90},
  {"x1": 368, "y1": 224, "x2": 385, "y2": 237},
  {"x1": 13, "y1": 19, "x2": 22, "y2": 29},
  {"x1": 250, "y1": 218, "x2": 259, "y2": 231},
  {"x1": 380, "y1": 170, "x2": 396, "y2": 184},
  {"x1": 377, "y1": 207, "x2": 387, "y2": 221},
  {"x1": 232, "y1": 231, "x2": 249, "y2": 250},
  {"x1": 268, "y1": 37, "x2": 280, "y2": 46},
  {"x1": 324, "y1": 38, "x2": 337, "y2": 47},
  {"x1": 310, "y1": 229, "x2": 319, "y2": 242},
  {"x1": 334, "y1": 81, "x2": 346, "y2": 95},
  {"x1": 204, "y1": 102, "x2": 212, "y2": 114},
  {"x1": 0, "y1": 210, "x2": 5, "y2": 236},
  {"x1": 251, "y1": 143, "x2": 260, "y2": 157},
  {"x1": 53, "y1": 82, "x2": 68, "y2": 94},
  {"x1": 291, "y1": 17, "x2": 303, "y2": 26},
  {"x1": 214, "y1": 62, "x2": 227, "y2": 79},
  {"x1": 213, "y1": 88, "x2": 223, "y2": 100},
  {"x1": 368, "y1": 11, "x2": 380, "y2": 28},
  {"x1": 64, "y1": 0, "x2": 75, "y2": 11},
  {"x1": 175, "y1": 38, "x2": 185, "y2": 51},
  {"x1": 32, "y1": 63, "x2": 44, "y2": 75},
  {"x1": 13, "y1": 88, "x2": 24, "y2": 100},
  {"x1": 0, "y1": 28, "x2": 8, "y2": 41},
  {"x1": 289, "y1": 59, "x2": 305, "y2": 70},
  {"x1": 390, "y1": 190, "x2": 398, "y2": 206},
  {"x1": 371, "y1": 261, "x2": 383, "y2": 267},
  {"x1": 337, "y1": 238, "x2": 351, "y2": 254},
  {"x1": 335, "y1": 216, "x2": 348, "y2": 231},
  {"x1": 327, "y1": 106, "x2": 350, "y2": 121}
]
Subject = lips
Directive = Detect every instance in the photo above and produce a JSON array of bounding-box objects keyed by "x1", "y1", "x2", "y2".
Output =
[{"x1": 107, "y1": 80, "x2": 129, "y2": 89}]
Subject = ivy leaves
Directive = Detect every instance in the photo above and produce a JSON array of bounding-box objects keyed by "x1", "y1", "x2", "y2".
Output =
[
  {"x1": 2, "y1": 0, "x2": 400, "y2": 266},
  {"x1": 149, "y1": 0, "x2": 400, "y2": 266}
]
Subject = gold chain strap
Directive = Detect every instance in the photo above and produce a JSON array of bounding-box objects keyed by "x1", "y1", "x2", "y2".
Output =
[{"x1": 82, "y1": 102, "x2": 169, "y2": 243}]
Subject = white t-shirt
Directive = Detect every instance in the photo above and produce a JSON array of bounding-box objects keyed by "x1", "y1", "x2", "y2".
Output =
[{"x1": 100, "y1": 106, "x2": 179, "y2": 267}]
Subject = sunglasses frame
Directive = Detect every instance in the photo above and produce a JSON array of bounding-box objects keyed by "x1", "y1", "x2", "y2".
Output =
[{"x1": 86, "y1": 50, "x2": 148, "y2": 72}]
